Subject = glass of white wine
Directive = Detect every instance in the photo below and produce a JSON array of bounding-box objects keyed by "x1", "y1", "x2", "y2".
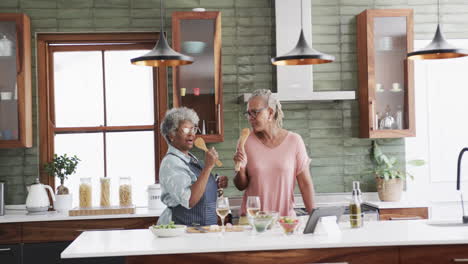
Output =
[
  {"x1": 216, "y1": 197, "x2": 230, "y2": 234},
  {"x1": 246, "y1": 196, "x2": 261, "y2": 233}
]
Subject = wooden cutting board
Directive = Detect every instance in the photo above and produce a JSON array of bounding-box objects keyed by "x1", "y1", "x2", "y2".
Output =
[
  {"x1": 186, "y1": 225, "x2": 245, "y2": 233},
  {"x1": 68, "y1": 205, "x2": 136, "y2": 216}
]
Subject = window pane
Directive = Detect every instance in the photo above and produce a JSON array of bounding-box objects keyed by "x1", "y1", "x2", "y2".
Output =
[
  {"x1": 106, "y1": 131, "x2": 155, "y2": 207},
  {"x1": 54, "y1": 51, "x2": 104, "y2": 127},
  {"x1": 55, "y1": 133, "x2": 104, "y2": 207},
  {"x1": 104, "y1": 50, "x2": 154, "y2": 126}
]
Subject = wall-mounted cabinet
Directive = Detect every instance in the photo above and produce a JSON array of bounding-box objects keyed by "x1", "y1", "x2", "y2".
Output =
[
  {"x1": 357, "y1": 9, "x2": 415, "y2": 138},
  {"x1": 172, "y1": 11, "x2": 223, "y2": 143},
  {"x1": 0, "y1": 13, "x2": 32, "y2": 148}
]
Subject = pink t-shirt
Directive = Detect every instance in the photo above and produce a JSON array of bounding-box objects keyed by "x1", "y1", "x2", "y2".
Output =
[{"x1": 241, "y1": 131, "x2": 310, "y2": 217}]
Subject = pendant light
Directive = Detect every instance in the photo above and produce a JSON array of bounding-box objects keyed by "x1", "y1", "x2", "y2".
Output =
[
  {"x1": 131, "y1": 0, "x2": 194, "y2": 67},
  {"x1": 407, "y1": 0, "x2": 468, "y2": 60},
  {"x1": 271, "y1": 0, "x2": 334, "y2": 65}
]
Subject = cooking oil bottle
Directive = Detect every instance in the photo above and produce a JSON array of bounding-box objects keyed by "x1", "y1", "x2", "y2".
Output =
[{"x1": 349, "y1": 181, "x2": 363, "y2": 228}]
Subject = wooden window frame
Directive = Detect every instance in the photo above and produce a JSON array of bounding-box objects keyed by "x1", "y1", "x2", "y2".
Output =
[{"x1": 37, "y1": 33, "x2": 168, "y2": 189}]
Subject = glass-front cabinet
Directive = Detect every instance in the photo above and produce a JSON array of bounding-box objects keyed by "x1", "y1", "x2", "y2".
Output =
[
  {"x1": 0, "y1": 13, "x2": 32, "y2": 148},
  {"x1": 357, "y1": 9, "x2": 415, "y2": 138},
  {"x1": 172, "y1": 11, "x2": 223, "y2": 143}
]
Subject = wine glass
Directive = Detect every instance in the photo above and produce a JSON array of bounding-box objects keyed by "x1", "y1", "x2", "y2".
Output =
[
  {"x1": 216, "y1": 197, "x2": 230, "y2": 234},
  {"x1": 246, "y1": 196, "x2": 261, "y2": 233},
  {"x1": 246, "y1": 196, "x2": 261, "y2": 217}
]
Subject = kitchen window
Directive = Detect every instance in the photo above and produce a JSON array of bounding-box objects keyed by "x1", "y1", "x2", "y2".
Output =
[{"x1": 37, "y1": 33, "x2": 168, "y2": 207}]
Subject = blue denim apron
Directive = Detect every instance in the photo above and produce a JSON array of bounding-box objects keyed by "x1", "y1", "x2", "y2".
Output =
[{"x1": 170, "y1": 155, "x2": 218, "y2": 226}]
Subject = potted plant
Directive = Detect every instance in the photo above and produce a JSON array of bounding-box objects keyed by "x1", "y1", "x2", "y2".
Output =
[
  {"x1": 44, "y1": 154, "x2": 80, "y2": 212},
  {"x1": 371, "y1": 141, "x2": 424, "y2": 202}
]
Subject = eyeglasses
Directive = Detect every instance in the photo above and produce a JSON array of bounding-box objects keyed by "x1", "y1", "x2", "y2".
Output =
[
  {"x1": 180, "y1": 126, "x2": 201, "y2": 135},
  {"x1": 244, "y1": 107, "x2": 268, "y2": 119}
]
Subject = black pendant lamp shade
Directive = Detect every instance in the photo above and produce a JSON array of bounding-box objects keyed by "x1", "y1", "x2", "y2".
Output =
[
  {"x1": 407, "y1": 25, "x2": 468, "y2": 60},
  {"x1": 271, "y1": 0, "x2": 334, "y2": 66},
  {"x1": 131, "y1": 0, "x2": 193, "y2": 67},
  {"x1": 271, "y1": 29, "x2": 334, "y2": 65}
]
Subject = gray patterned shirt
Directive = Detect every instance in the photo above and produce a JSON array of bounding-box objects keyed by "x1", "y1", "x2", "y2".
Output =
[{"x1": 157, "y1": 145, "x2": 200, "y2": 224}]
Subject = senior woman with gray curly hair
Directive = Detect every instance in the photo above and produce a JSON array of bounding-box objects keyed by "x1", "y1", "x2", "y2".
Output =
[
  {"x1": 157, "y1": 107, "x2": 228, "y2": 226},
  {"x1": 233, "y1": 89, "x2": 316, "y2": 217}
]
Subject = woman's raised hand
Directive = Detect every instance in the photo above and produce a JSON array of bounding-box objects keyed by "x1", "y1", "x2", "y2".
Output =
[
  {"x1": 205, "y1": 147, "x2": 218, "y2": 169},
  {"x1": 233, "y1": 147, "x2": 247, "y2": 170}
]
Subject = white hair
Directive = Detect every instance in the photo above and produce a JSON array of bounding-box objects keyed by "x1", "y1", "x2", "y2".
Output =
[
  {"x1": 248, "y1": 89, "x2": 284, "y2": 128},
  {"x1": 160, "y1": 107, "x2": 199, "y2": 143}
]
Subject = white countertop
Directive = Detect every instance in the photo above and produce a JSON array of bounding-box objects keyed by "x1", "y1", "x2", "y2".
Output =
[
  {"x1": 61, "y1": 219, "x2": 468, "y2": 259},
  {"x1": 363, "y1": 200, "x2": 429, "y2": 209},
  {"x1": 0, "y1": 207, "x2": 164, "y2": 223}
]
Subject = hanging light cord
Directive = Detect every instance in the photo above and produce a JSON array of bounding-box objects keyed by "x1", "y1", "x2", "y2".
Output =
[
  {"x1": 160, "y1": 0, "x2": 164, "y2": 35},
  {"x1": 437, "y1": 0, "x2": 440, "y2": 25},
  {"x1": 300, "y1": 0, "x2": 303, "y2": 30}
]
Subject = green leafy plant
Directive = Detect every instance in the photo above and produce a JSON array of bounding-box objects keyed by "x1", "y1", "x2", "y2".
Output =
[
  {"x1": 44, "y1": 154, "x2": 80, "y2": 195},
  {"x1": 371, "y1": 141, "x2": 424, "y2": 181}
]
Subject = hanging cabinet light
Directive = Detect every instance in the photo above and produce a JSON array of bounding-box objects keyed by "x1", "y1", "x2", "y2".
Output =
[
  {"x1": 271, "y1": 0, "x2": 334, "y2": 65},
  {"x1": 407, "y1": 0, "x2": 468, "y2": 60},
  {"x1": 131, "y1": 0, "x2": 193, "y2": 67}
]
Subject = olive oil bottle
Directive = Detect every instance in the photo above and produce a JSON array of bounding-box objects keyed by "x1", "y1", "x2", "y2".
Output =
[{"x1": 349, "y1": 181, "x2": 363, "y2": 228}]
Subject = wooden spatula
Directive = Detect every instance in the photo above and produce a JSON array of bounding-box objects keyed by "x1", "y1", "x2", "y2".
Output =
[
  {"x1": 235, "y1": 128, "x2": 250, "y2": 171},
  {"x1": 194, "y1": 137, "x2": 223, "y2": 167}
]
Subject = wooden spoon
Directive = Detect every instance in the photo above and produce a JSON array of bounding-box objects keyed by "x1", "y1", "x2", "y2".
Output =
[
  {"x1": 194, "y1": 137, "x2": 223, "y2": 167},
  {"x1": 235, "y1": 128, "x2": 250, "y2": 171}
]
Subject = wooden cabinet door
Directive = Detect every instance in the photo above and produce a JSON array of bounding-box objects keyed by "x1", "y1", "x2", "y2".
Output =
[
  {"x1": 357, "y1": 9, "x2": 415, "y2": 138},
  {"x1": 400, "y1": 245, "x2": 468, "y2": 264},
  {"x1": 226, "y1": 247, "x2": 400, "y2": 264},
  {"x1": 0, "y1": 223, "x2": 21, "y2": 244},
  {"x1": 22, "y1": 217, "x2": 156, "y2": 243},
  {"x1": 172, "y1": 11, "x2": 224, "y2": 143},
  {"x1": 0, "y1": 13, "x2": 32, "y2": 148}
]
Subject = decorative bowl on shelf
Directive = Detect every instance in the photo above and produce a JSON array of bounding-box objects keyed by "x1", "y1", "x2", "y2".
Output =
[
  {"x1": 149, "y1": 224, "x2": 186, "y2": 238},
  {"x1": 182, "y1": 41, "x2": 206, "y2": 54}
]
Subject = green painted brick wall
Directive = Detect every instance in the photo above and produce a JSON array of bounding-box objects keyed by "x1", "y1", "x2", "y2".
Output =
[{"x1": 1, "y1": 0, "x2": 467, "y2": 204}]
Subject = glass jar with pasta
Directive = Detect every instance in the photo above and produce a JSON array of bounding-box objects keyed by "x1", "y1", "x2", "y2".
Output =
[
  {"x1": 119, "y1": 177, "x2": 132, "y2": 207},
  {"x1": 79, "y1": 177, "x2": 92, "y2": 208},
  {"x1": 100, "y1": 177, "x2": 111, "y2": 207}
]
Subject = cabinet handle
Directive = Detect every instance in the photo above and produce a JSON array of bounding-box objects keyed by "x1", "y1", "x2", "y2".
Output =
[
  {"x1": 370, "y1": 100, "x2": 375, "y2": 130},
  {"x1": 76, "y1": 228, "x2": 125, "y2": 232},
  {"x1": 389, "y1": 216, "x2": 421, "y2": 220},
  {"x1": 217, "y1": 104, "x2": 221, "y2": 134},
  {"x1": 0, "y1": 248, "x2": 12, "y2": 252},
  {"x1": 306, "y1": 262, "x2": 348, "y2": 264},
  {"x1": 454, "y1": 259, "x2": 468, "y2": 262}
]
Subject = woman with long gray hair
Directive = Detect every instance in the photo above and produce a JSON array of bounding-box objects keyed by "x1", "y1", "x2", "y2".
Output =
[
  {"x1": 233, "y1": 89, "x2": 316, "y2": 217},
  {"x1": 157, "y1": 107, "x2": 228, "y2": 226}
]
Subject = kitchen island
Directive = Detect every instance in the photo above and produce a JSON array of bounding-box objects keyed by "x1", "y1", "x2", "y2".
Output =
[{"x1": 61, "y1": 219, "x2": 468, "y2": 264}]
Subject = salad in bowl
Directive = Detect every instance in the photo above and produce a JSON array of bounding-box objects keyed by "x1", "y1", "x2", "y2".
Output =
[{"x1": 149, "y1": 221, "x2": 186, "y2": 238}]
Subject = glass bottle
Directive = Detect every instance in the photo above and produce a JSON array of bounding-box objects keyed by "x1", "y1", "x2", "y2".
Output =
[
  {"x1": 119, "y1": 177, "x2": 132, "y2": 207},
  {"x1": 79, "y1": 177, "x2": 92, "y2": 208},
  {"x1": 100, "y1": 177, "x2": 111, "y2": 207},
  {"x1": 395, "y1": 105, "x2": 403, "y2": 130},
  {"x1": 380, "y1": 105, "x2": 395, "y2": 130},
  {"x1": 349, "y1": 181, "x2": 363, "y2": 228}
]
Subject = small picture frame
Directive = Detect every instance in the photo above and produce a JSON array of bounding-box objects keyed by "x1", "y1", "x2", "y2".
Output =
[{"x1": 303, "y1": 206, "x2": 345, "y2": 234}]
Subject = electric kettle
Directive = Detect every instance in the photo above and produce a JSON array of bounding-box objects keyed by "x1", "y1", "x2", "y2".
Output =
[{"x1": 25, "y1": 178, "x2": 56, "y2": 213}]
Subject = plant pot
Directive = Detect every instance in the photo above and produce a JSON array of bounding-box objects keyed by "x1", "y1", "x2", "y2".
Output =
[
  {"x1": 376, "y1": 177, "x2": 403, "y2": 202},
  {"x1": 54, "y1": 194, "x2": 72, "y2": 213}
]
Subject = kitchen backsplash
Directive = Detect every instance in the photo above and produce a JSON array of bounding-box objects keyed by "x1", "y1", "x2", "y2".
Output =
[{"x1": 2, "y1": 0, "x2": 463, "y2": 204}]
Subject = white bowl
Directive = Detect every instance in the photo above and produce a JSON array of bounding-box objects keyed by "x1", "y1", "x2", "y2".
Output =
[
  {"x1": 182, "y1": 41, "x2": 206, "y2": 54},
  {"x1": 149, "y1": 225, "x2": 186, "y2": 238}
]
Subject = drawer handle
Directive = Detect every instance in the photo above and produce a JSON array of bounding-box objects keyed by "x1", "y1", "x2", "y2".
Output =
[
  {"x1": 389, "y1": 217, "x2": 422, "y2": 220},
  {"x1": 76, "y1": 228, "x2": 124, "y2": 232},
  {"x1": 0, "y1": 248, "x2": 12, "y2": 252},
  {"x1": 454, "y1": 259, "x2": 468, "y2": 262},
  {"x1": 307, "y1": 262, "x2": 348, "y2": 264}
]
